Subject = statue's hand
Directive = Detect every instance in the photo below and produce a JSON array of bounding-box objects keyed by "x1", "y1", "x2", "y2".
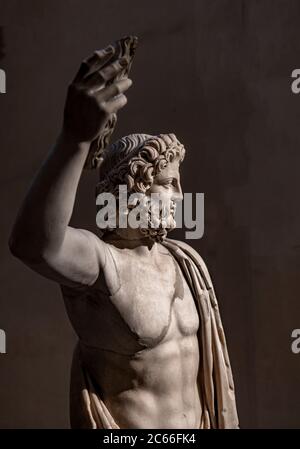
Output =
[{"x1": 63, "y1": 45, "x2": 132, "y2": 143}]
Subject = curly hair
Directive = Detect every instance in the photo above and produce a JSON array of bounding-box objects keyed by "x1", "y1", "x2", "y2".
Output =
[{"x1": 95, "y1": 133, "x2": 185, "y2": 198}]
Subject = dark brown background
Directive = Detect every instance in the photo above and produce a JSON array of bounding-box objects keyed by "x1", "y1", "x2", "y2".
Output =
[{"x1": 1, "y1": 0, "x2": 300, "y2": 429}]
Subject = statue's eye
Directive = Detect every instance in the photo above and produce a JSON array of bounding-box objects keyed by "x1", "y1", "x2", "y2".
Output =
[
  {"x1": 162, "y1": 180, "x2": 173, "y2": 188},
  {"x1": 157, "y1": 177, "x2": 177, "y2": 188}
]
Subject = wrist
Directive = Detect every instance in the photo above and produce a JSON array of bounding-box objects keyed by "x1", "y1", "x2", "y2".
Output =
[{"x1": 59, "y1": 127, "x2": 91, "y2": 152}]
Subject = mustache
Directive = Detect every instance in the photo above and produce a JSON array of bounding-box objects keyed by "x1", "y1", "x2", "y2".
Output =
[{"x1": 138, "y1": 200, "x2": 177, "y2": 243}]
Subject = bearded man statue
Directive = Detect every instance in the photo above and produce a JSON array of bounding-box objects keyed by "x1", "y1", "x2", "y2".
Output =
[{"x1": 9, "y1": 40, "x2": 239, "y2": 429}]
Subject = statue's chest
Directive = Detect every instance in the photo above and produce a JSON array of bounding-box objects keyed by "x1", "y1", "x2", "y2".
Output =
[
  {"x1": 63, "y1": 249, "x2": 200, "y2": 354},
  {"x1": 106, "y1": 253, "x2": 200, "y2": 349}
]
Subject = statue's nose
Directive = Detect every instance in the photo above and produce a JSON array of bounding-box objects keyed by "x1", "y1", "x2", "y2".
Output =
[{"x1": 172, "y1": 184, "x2": 183, "y2": 202}]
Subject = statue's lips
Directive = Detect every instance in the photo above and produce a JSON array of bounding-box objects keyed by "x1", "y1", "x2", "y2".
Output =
[{"x1": 170, "y1": 202, "x2": 177, "y2": 214}]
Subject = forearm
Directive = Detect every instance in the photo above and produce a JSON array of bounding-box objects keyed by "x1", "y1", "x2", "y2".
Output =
[{"x1": 9, "y1": 130, "x2": 90, "y2": 260}]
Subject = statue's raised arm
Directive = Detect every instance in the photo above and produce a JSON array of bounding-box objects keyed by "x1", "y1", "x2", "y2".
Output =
[{"x1": 9, "y1": 40, "x2": 134, "y2": 288}]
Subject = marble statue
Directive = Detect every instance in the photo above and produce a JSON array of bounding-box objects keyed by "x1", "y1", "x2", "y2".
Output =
[{"x1": 9, "y1": 36, "x2": 239, "y2": 429}]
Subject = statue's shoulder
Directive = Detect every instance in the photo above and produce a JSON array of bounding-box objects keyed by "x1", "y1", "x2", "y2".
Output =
[
  {"x1": 164, "y1": 237, "x2": 203, "y2": 262},
  {"x1": 164, "y1": 238, "x2": 213, "y2": 285}
]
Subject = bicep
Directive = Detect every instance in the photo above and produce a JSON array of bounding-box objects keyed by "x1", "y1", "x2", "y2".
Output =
[{"x1": 26, "y1": 227, "x2": 106, "y2": 288}]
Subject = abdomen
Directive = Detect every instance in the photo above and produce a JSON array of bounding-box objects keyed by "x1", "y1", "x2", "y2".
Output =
[{"x1": 83, "y1": 333, "x2": 202, "y2": 429}]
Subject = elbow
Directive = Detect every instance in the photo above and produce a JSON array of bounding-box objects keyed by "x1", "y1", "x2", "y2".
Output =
[
  {"x1": 8, "y1": 232, "x2": 27, "y2": 261},
  {"x1": 8, "y1": 232, "x2": 19, "y2": 257},
  {"x1": 9, "y1": 231, "x2": 60, "y2": 266},
  {"x1": 8, "y1": 218, "x2": 25, "y2": 259},
  {"x1": 8, "y1": 232, "x2": 42, "y2": 264}
]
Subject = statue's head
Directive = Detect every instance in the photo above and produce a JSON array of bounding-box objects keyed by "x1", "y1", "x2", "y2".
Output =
[{"x1": 96, "y1": 133, "x2": 185, "y2": 242}]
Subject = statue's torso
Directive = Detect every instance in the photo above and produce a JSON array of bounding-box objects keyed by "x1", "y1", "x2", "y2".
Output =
[{"x1": 62, "y1": 241, "x2": 202, "y2": 428}]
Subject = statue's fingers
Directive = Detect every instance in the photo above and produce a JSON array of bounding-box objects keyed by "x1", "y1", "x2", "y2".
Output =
[
  {"x1": 84, "y1": 58, "x2": 127, "y2": 91},
  {"x1": 91, "y1": 77, "x2": 132, "y2": 100},
  {"x1": 102, "y1": 94, "x2": 128, "y2": 114},
  {"x1": 72, "y1": 46, "x2": 115, "y2": 83}
]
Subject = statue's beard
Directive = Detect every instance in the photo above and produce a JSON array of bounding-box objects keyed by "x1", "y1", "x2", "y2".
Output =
[
  {"x1": 99, "y1": 197, "x2": 177, "y2": 243},
  {"x1": 138, "y1": 200, "x2": 177, "y2": 243}
]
